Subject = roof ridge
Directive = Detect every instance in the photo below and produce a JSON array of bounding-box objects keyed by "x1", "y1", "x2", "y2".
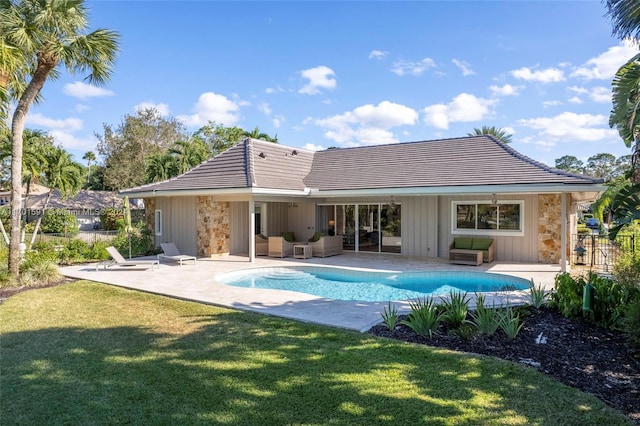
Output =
[
  {"x1": 244, "y1": 138, "x2": 256, "y2": 187},
  {"x1": 484, "y1": 135, "x2": 603, "y2": 184}
]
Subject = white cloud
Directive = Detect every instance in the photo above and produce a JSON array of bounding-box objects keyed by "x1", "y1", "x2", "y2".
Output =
[
  {"x1": 369, "y1": 50, "x2": 389, "y2": 60},
  {"x1": 510, "y1": 66, "x2": 565, "y2": 83},
  {"x1": 391, "y1": 58, "x2": 436, "y2": 76},
  {"x1": 265, "y1": 86, "x2": 285, "y2": 94},
  {"x1": 489, "y1": 84, "x2": 522, "y2": 96},
  {"x1": 422, "y1": 93, "x2": 497, "y2": 130},
  {"x1": 315, "y1": 101, "x2": 418, "y2": 146},
  {"x1": 135, "y1": 102, "x2": 170, "y2": 116},
  {"x1": 298, "y1": 66, "x2": 337, "y2": 95},
  {"x1": 49, "y1": 131, "x2": 97, "y2": 152},
  {"x1": 589, "y1": 86, "x2": 611, "y2": 103},
  {"x1": 177, "y1": 92, "x2": 241, "y2": 127},
  {"x1": 570, "y1": 41, "x2": 639, "y2": 80},
  {"x1": 258, "y1": 102, "x2": 272, "y2": 115},
  {"x1": 25, "y1": 113, "x2": 83, "y2": 132},
  {"x1": 452, "y1": 59, "x2": 476, "y2": 76},
  {"x1": 302, "y1": 143, "x2": 326, "y2": 151},
  {"x1": 542, "y1": 100, "x2": 562, "y2": 108},
  {"x1": 518, "y1": 112, "x2": 618, "y2": 142},
  {"x1": 568, "y1": 96, "x2": 583, "y2": 104},
  {"x1": 273, "y1": 115, "x2": 285, "y2": 128},
  {"x1": 63, "y1": 81, "x2": 114, "y2": 99},
  {"x1": 568, "y1": 86, "x2": 589, "y2": 95}
]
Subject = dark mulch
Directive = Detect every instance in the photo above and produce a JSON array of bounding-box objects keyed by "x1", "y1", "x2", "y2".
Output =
[
  {"x1": 0, "y1": 277, "x2": 75, "y2": 305},
  {"x1": 369, "y1": 306, "x2": 640, "y2": 424}
]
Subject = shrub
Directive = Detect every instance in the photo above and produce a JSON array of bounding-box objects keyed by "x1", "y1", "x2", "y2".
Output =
[
  {"x1": 549, "y1": 273, "x2": 584, "y2": 318},
  {"x1": 439, "y1": 290, "x2": 470, "y2": 328},
  {"x1": 498, "y1": 305, "x2": 524, "y2": 340},
  {"x1": 624, "y1": 298, "x2": 640, "y2": 350},
  {"x1": 469, "y1": 293, "x2": 500, "y2": 336},
  {"x1": 100, "y1": 208, "x2": 124, "y2": 231},
  {"x1": 112, "y1": 222, "x2": 153, "y2": 257},
  {"x1": 529, "y1": 279, "x2": 548, "y2": 308},
  {"x1": 401, "y1": 297, "x2": 442, "y2": 338},
  {"x1": 88, "y1": 240, "x2": 111, "y2": 261},
  {"x1": 58, "y1": 239, "x2": 91, "y2": 265},
  {"x1": 21, "y1": 260, "x2": 60, "y2": 286},
  {"x1": 31, "y1": 209, "x2": 79, "y2": 236},
  {"x1": 380, "y1": 302, "x2": 399, "y2": 330},
  {"x1": 613, "y1": 252, "x2": 640, "y2": 290}
]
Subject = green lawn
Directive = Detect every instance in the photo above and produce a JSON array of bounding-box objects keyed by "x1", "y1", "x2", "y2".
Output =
[{"x1": 0, "y1": 281, "x2": 631, "y2": 425}]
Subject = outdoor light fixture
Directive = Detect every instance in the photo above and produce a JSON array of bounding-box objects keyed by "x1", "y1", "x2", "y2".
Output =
[
  {"x1": 328, "y1": 220, "x2": 335, "y2": 236},
  {"x1": 259, "y1": 152, "x2": 266, "y2": 158}
]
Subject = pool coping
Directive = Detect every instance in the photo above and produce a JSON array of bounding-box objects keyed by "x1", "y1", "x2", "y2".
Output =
[{"x1": 59, "y1": 253, "x2": 561, "y2": 332}]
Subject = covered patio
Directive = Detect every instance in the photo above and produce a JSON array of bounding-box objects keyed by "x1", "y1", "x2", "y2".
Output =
[{"x1": 60, "y1": 253, "x2": 561, "y2": 332}]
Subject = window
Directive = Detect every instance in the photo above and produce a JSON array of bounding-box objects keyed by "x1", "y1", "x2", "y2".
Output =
[
  {"x1": 452, "y1": 201, "x2": 523, "y2": 235},
  {"x1": 154, "y1": 209, "x2": 162, "y2": 236}
]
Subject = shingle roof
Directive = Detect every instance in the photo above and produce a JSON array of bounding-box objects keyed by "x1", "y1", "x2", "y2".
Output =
[
  {"x1": 121, "y1": 136, "x2": 602, "y2": 196},
  {"x1": 303, "y1": 136, "x2": 602, "y2": 190}
]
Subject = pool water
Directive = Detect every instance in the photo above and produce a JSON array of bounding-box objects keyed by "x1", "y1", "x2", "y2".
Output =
[{"x1": 217, "y1": 266, "x2": 530, "y2": 302}]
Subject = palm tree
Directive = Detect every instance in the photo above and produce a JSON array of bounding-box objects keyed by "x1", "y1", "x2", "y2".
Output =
[
  {"x1": 605, "y1": 0, "x2": 640, "y2": 40},
  {"x1": 2, "y1": 0, "x2": 119, "y2": 279},
  {"x1": 467, "y1": 126, "x2": 513, "y2": 144},
  {"x1": 145, "y1": 153, "x2": 177, "y2": 183},
  {"x1": 242, "y1": 126, "x2": 278, "y2": 143},
  {"x1": 169, "y1": 139, "x2": 208, "y2": 175},
  {"x1": 82, "y1": 150, "x2": 96, "y2": 186},
  {"x1": 29, "y1": 147, "x2": 83, "y2": 245}
]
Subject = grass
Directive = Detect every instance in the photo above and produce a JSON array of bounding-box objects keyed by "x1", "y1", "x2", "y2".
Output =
[{"x1": 0, "y1": 281, "x2": 632, "y2": 425}]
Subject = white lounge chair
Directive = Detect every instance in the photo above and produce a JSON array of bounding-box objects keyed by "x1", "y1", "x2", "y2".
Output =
[
  {"x1": 97, "y1": 246, "x2": 159, "y2": 271},
  {"x1": 158, "y1": 242, "x2": 197, "y2": 265}
]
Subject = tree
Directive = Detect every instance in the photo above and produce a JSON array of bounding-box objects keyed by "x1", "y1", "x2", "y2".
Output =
[
  {"x1": 97, "y1": 108, "x2": 187, "y2": 190},
  {"x1": 29, "y1": 146, "x2": 83, "y2": 245},
  {"x1": 605, "y1": 0, "x2": 640, "y2": 41},
  {"x1": 192, "y1": 121, "x2": 246, "y2": 157},
  {"x1": 242, "y1": 126, "x2": 278, "y2": 143},
  {"x1": 585, "y1": 153, "x2": 617, "y2": 180},
  {"x1": 467, "y1": 126, "x2": 513, "y2": 144},
  {"x1": 82, "y1": 150, "x2": 96, "y2": 186},
  {"x1": 145, "y1": 153, "x2": 177, "y2": 183},
  {"x1": 1, "y1": 0, "x2": 119, "y2": 280},
  {"x1": 169, "y1": 139, "x2": 208, "y2": 175},
  {"x1": 554, "y1": 155, "x2": 584, "y2": 174}
]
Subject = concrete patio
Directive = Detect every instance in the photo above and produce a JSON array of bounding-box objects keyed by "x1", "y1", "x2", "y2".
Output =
[{"x1": 60, "y1": 253, "x2": 562, "y2": 332}]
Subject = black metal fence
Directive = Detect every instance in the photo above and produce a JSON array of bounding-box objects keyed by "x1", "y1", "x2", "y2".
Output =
[
  {"x1": 0, "y1": 230, "x2": 118, "y2": 249},
  {"x1": 570, "y1": 233, "x2": 637, "y2": 272}
]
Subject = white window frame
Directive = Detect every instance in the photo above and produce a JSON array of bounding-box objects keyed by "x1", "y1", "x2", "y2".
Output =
[
  {"x1": 451, "y1": 200, "x2": 524, "y2": 237},
  {"x1": 154, "y1": 209, "x2": 162, "y2": 236}
]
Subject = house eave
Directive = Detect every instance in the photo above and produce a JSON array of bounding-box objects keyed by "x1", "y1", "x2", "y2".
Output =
[{"x1": 119, "y1": 187, "x2": 312, "y2": 198}]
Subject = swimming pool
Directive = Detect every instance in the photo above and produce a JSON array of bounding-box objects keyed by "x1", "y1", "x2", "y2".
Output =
[{"x1": 217, "y1": 266, "x2": 530, "y2": 302}]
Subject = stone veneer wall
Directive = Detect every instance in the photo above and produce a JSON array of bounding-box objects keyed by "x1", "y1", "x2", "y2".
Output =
[
  {"x1": 538, "y1": 194, "x2": 570, "y2": 264},
  {"x1": 143, "y1": 197, "x2": 156, "y2": 247},
  {"x1": 196, "y1": 196, "x2": 230, "y2": 257}
]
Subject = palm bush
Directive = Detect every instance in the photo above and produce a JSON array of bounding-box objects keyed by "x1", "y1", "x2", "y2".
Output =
[
  {"x1": 529, "y1": 279, "x2": 548, "y2": 308},
  {"x1": 498, "y1": 305, "x2": 524, "y2": 340},
  {"x1": 380, "y1": 302, "x2": 399, "y2": 330},
  {"x1": 469, "y1": 293, "x2": 500, "y2": 336},
  {"x1": 439, "y1": 290, "x2": 470, "y2": 328},
  {"x1": 401, "y1": 297, "x2": 442, "y2": 337}
]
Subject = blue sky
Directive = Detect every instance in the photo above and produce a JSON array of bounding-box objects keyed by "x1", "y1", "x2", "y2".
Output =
[{"x1": 24, "y1": 1, "x2": 639, "y2": 168}]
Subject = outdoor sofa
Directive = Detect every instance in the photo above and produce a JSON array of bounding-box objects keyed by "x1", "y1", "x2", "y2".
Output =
[
  {"x1": 448, "y1": 237, "x2": 495, "y2": 265},
  {"x1": 308, "y1": 234, "x2": 343, "y2": 257}
]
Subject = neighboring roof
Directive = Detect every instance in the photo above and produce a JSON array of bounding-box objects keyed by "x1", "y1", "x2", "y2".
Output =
[
  {"x1": 120, "y1": 136, "x2": 604, "y2": 197},
  {"x1": 121, "y1": 138, "x2": 315, "y2": 195},
  {"x1": 27, "y1": 190, "x2": 129, "y2": 211}
]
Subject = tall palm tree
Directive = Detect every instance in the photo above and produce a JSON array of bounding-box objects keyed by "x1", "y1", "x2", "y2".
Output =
[
  {"x1": 82, "y1": 150, "x2": 96, "y2": 186},
  {"x1": 145, "y1": 153, "x2": 177, "y2": 183},
  {"x1": 29, "y1": 147, "x2": 83, "y2": 245},
  {"x1": 467, "y1": 126, "x2": 513, "y2": 144},
  {"x1": 1, "y1": 0, "x2": 119, "y2": 279}
]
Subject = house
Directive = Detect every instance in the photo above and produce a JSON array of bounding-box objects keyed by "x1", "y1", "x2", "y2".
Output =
[
  {"x1": 25, "y1": 189, "x2": 140, "y2": 230},
  {"x1": 120, "y1": 136, "x2": 605, "y2": 271}
]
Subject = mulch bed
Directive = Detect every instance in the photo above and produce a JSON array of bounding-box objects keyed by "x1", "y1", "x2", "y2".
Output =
[{"x1": 369, "y1": 306, "x2": 640, "y2": 424}]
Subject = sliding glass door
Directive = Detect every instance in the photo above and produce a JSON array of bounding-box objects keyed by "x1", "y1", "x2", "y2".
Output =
[{"x1": 317, "y1": 203, "x2": 401, "y2": 253}]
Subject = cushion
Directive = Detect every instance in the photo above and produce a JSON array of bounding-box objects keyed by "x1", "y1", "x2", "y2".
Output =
[
  {"x1": 472, "y1": 238, "x2": 493, "y2": 250},
  {"x1": 281, "y1": 231, "x2": 295, "y2": 242},
  {"x1": 308, "y1": 232, "x2": 325, "y2": 242},
  {"x1": 454, "y1": 237, "x2": 473, "y2": 250}
]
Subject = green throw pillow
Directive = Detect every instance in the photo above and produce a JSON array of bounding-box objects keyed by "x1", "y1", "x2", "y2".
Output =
[
  {"x1": 454, "y1": 237, "x2": 473, "y2": 250},
  {"x1": 281, "y1": 231, "x2": 295, "y2": 242},
  {"x1": 309, "y1": 232, "x2": 325, "y2": 242},
  {"x1": 471, "y1": 238, "x2": 492, "y2": 250}
]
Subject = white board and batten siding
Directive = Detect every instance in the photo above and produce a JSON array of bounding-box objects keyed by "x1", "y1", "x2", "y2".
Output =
[{"x1": 154, "y1": 196, "x2": 197, "y2": 256}]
